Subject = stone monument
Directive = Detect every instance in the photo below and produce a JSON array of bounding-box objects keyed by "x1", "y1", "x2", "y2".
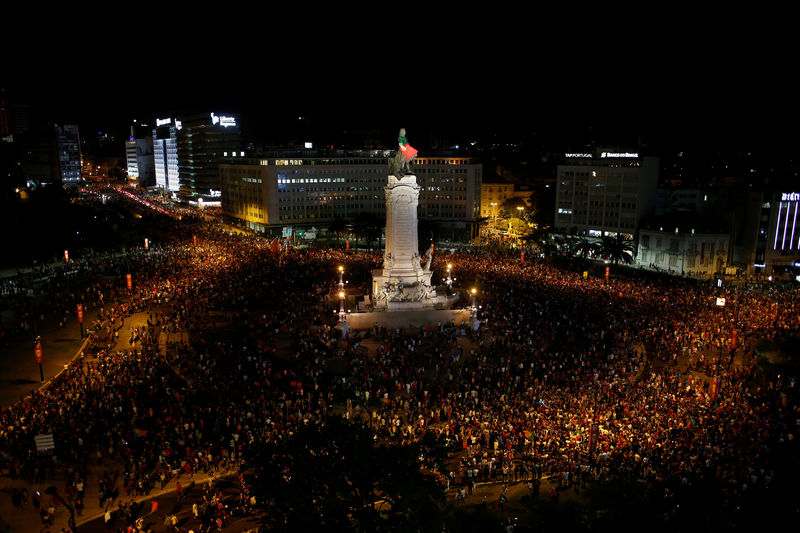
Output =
[{"x1": 372, "y1": 129, "x2": 444, "y2": 310}]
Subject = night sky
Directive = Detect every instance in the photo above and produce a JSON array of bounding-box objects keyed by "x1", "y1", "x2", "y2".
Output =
[{"x1": 5, "y1": 38, "x2": 798, "y2": 157}]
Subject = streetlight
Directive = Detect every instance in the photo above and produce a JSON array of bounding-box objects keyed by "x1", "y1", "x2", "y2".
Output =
[
  {"x1": 446, "y1": 263, "x2": 453, "y2": 290},
  {"x1": 470, "y1": 288, "x2": 477, "y2": 318},
  {"x1": 337, "y1": 266, "x2": 346, "y2": 325},
  {"x1": 490, "y1": 203, "x2": 498, "y2": 228}
]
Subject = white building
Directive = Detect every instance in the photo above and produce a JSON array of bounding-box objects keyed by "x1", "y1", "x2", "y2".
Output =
[
  {"x1": 554, "y1": 151, "x2": 659, "y2": 237},
  {"x1": 153, "y1": 118, "x2": 181, "y2": 193},
  {"x1": 125, "y1": 135, "x2": 154, "y2": 187},
  {"x1": 636, "y1": 219, "x2": 729, "y2": 278}
]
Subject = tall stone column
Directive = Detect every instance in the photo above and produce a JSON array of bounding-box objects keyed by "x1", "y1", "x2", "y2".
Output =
[
  {"x1": 371, "y1": 174, "x2": 439, "y2": 309},
  {"x1": 383, "y1": 175, "x2": 423, "y2": 277}
]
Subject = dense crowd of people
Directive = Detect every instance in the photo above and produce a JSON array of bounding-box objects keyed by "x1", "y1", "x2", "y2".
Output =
[{"x1": 1, "y1": 189, "x2": 799, "y2": 531}]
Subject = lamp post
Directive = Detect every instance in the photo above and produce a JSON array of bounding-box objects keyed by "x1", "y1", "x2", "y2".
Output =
[
  {"x1": 470, "y1": 288, "x2": 477, "y2": 318},
  {"x1": 337, "y1": 266, "x2": 346, "y2": 325},
  {"x1": 34, "y1": 336, "x2": 44, "y2": 382},
  {"x1": 446, "y1": 263, "x2": 453, "y2": 290},
  {"x1": 491, "y1": 203, "x2": 498, "y2": 229}
]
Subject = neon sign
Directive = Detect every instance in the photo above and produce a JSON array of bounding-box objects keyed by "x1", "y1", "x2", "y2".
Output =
[
  {"x1": 782, "y1": 192, "x2": 800, "y2": 201},
  {"x1": 211, "y1": 113, "x2": 237, "y2": 128},
  {"x1": 156, "y1": 118, "x2": 172, "y2": 127}
]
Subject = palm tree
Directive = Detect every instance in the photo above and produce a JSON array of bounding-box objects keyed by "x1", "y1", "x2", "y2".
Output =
[
  {"x1": 599, "y1": 234, "x2": 635, "y2": 264},
  {"x1": 570, "y1": 238, "x2": 601, "y2": 259}
]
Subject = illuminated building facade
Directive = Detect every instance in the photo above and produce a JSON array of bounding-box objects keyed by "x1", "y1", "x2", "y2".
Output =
[
  {"x1": 554, "y1": 151, "x2": 659, "y2": 237},
  {"x1": 219, "y1": 154, "x2": 482, "y2": 237},
  {"x1": 126, "y1": 123, "x2": 155, "y2": 187},
  {"x1": 636, "y1": 220, "x2": 729, "y2": 278},
  {"x1": 756, "y1": 190, "x2": 800, "y2": 278},
  {"x1": 481, "y1": 181, "x2": 515, "y2": 218},
  {"x1": 153, "y1": 118, "x2": 180, "y2": 194}
]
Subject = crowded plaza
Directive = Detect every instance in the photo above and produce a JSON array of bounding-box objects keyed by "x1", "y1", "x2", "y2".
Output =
[{"x1": 1, "y1": 188, "x2": 799, "y2": 532}]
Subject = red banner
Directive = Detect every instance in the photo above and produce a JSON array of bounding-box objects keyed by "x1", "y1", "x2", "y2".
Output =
[
  {"x1": 126, "y1": 273, "x2": 132, "y2": 290},
  {"x1": 144, "y1": 238, "x2": 149, "y2": 250},
  {"x1": 589, "y1": 423, "x2": 599, "y2": 452},
  {"x1": 520, "y1": 252, "x2": 525, "y2": 262},
  {"x1": 346, "y1": 240, "x2": 350, "y2": 251},
  {"x1": 64, "y1": 250, "x2": 69, "y2": 263},
  {"x1": 605, "y1": 266, "x2": 610, "y2": 281},
  {"x1": 710, "y1": 377, "x2": 719, "y2": 401},
  {"x1": 77, "y1": 304, "x2": 83, "y2": 323},
  {"x1": 193, "y1": 235, "x2": 197, "y2": 248},
  {"x1": 34, "y1": 341, "x2": 43, "y2": 364}
]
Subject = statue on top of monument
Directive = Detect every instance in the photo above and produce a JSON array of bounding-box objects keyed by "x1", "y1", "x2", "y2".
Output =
[{"x1": 388, "y1": 127, "x2": 418, "y2": 177}]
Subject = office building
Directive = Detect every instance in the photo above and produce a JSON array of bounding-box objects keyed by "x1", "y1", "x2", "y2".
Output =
[
  {"x1": 153, "y1": 118, "x2": 181, "y2": 194},
  {"x1": 54, "y1": 124, "x2": 82, "y2": 186},
  {"x1": 752, "y1": 189, "x2": 800, "y2": 279},
  {"x1": 126, "y1": 123, "x2": 155, "y2": 187},
  {"x1": 219, "y1": 154, "x2": 482, "y2": 239},
  {"x1": 177, "y1": 112, "x2": 241, "y2": 204},
  {"x1": 554, "y1": 150, "x2": 659, "y2": 237}
]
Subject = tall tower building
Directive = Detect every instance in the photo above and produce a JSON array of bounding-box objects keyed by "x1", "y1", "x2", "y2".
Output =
[
  {"x1": 153, "y1": 118, "x2": 181, "y2": 194},
  {"x1": 54, "y1": 124, "x2": 82, "y2": 186},
  {"x1": 177, "y1": 112, "x2": 241, "y2": 204},
  {"x1": 554, "y1": 150, "x2": 659, "y2": 237}
]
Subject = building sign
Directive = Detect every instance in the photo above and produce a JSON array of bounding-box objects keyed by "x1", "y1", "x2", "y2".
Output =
[
  {"x1": 600, "y1": 152, "x2": 639, "y2": 158},
  {"x1": 156, "y1": 118, "x2": 172, "y2": 127},
  {"x1": 210, "y1": 113, "x2": 237, "y2": 128},
  {"x1": 716, "y1": 297, "x2": 726, "y2": 307},
  {"x1": 209, "y1": 189, "x2": 222, "y2": 198},
  {"x1": 782, "y1": 192, "x2": 800, "y2": 201},
  {"x1": 565, "y1": 153, "x2": 592, "y2": 158}
]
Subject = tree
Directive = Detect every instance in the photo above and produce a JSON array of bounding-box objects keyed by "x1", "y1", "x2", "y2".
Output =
[
  {"x1": 570, "y1": 238, "x2": 601, "y2": 259},
  {"x1": 354, "y1": 213, "x2": 383, "y2": 251},
  {"x1": 245, "y1": 416, "x2": 447, "y2": 532},
  {"x1": 599, "y1": 234, "x2": 635, "y2": 264},
  {"x1": 328, "y1": 217, "x2": 348, "y2": 246}
]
